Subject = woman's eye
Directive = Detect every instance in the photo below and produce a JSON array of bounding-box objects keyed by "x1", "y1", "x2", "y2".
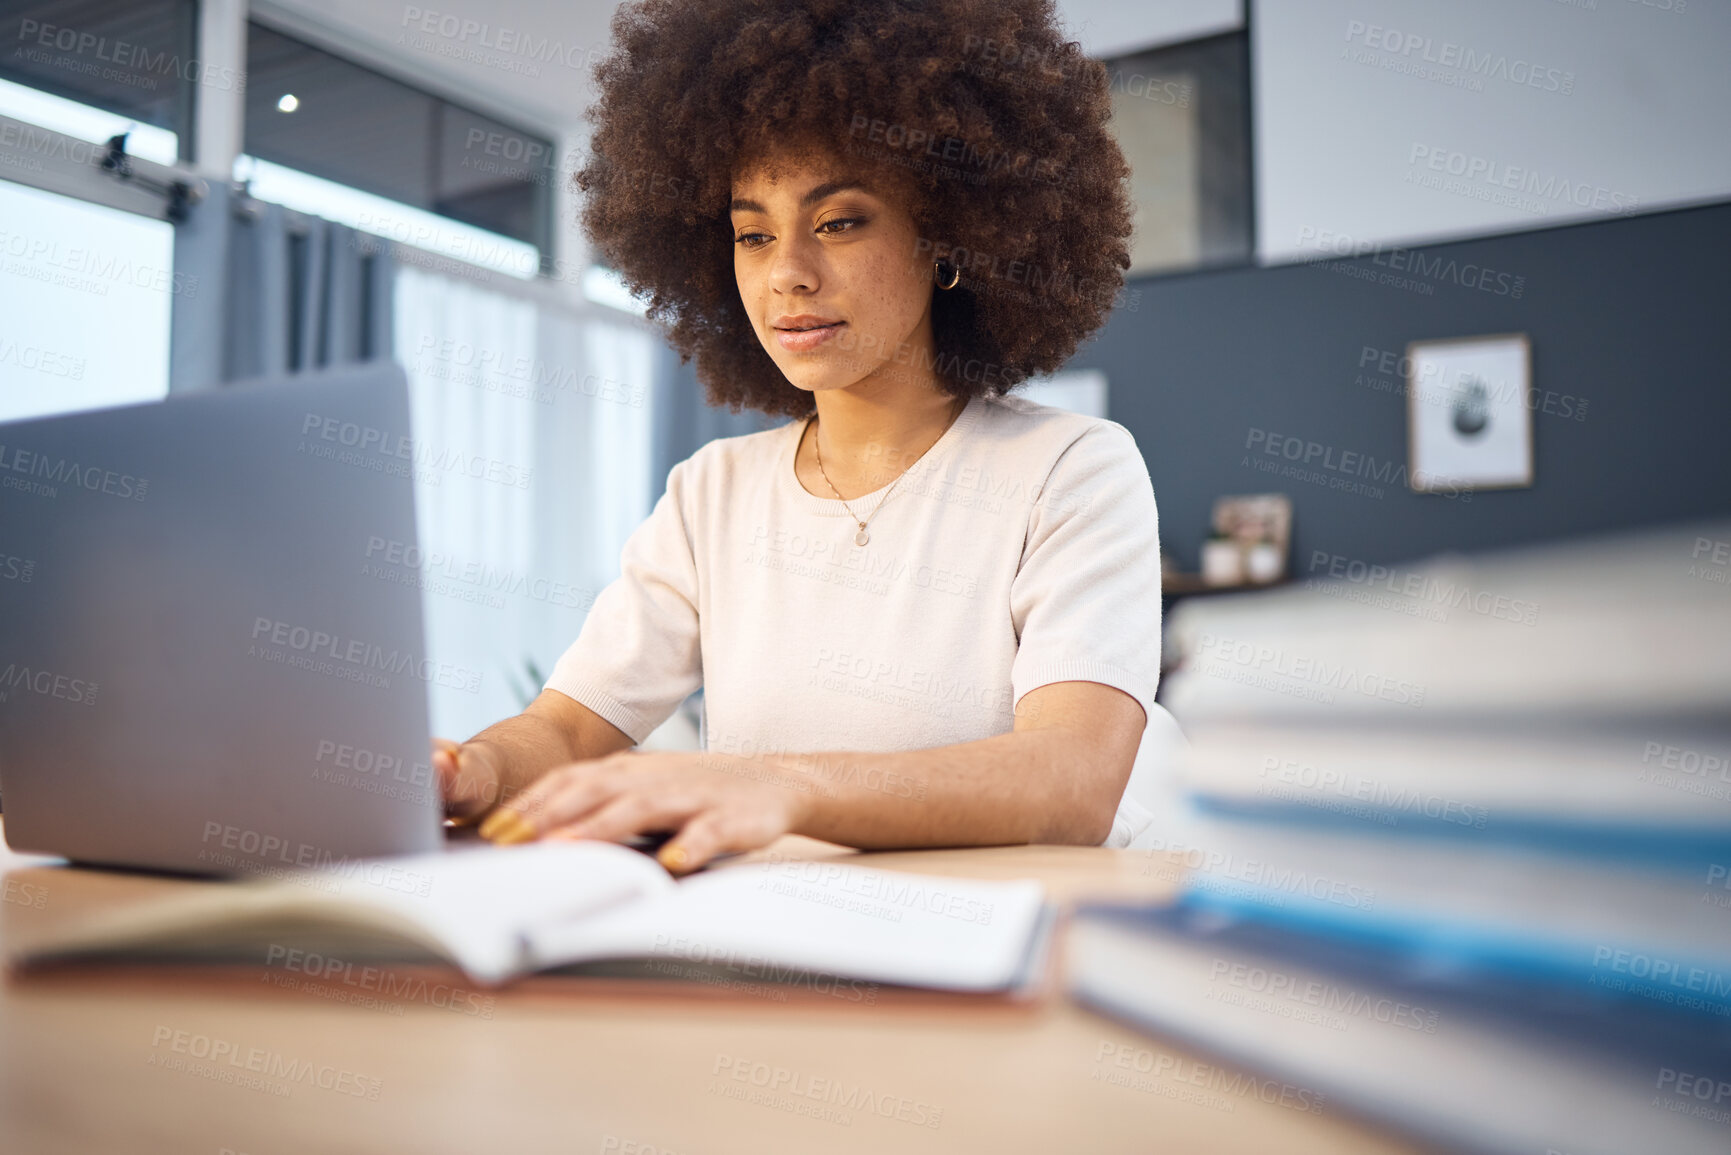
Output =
[
  {"x1": 734, "y1": 232, "x2": 771, "y2": 250},
  {"x1": 818, "y1": 217, "x2": 864, "y2": 235}
]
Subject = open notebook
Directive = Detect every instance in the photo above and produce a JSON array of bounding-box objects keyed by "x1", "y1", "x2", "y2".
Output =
[{"x1": 7, "y1": 842, "x2": 1052, "y2": 992}]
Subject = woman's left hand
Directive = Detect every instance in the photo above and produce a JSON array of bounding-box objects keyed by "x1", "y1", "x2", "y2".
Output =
[{"x1": 475, "y1": 751, "x2": 816, "y2": 874}]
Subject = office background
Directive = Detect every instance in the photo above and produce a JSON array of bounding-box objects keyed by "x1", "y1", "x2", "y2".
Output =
[{"x1": 2, "y1": 0, "x2": 1728, "y2": 743}]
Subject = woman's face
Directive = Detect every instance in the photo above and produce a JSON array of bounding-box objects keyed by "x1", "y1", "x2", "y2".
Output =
[{"x1": 729, "y1": 152, "x2": 936, "y2": 398}]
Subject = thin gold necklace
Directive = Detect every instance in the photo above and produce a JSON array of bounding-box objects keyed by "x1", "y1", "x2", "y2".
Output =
[{"x1": 810, "y1": 395, "x2": 965, "y2": 547}]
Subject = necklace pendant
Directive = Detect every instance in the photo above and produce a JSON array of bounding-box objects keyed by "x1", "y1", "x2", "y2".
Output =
[{"x1": 854, "y1": 526, "x2": 870, "y2": 547}]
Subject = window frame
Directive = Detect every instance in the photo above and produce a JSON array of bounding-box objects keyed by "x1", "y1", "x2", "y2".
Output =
[
  {"x1": 241, "y1": 15, "x2": 557, "y2": 273},
  {"x1": 1103, "y1": 28, "x2": 1256, "y2": 282}
]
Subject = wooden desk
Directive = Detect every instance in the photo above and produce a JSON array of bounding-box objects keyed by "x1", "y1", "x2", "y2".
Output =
[{"x1": 0, "y1": 823, "x2": 1426, "y2": 1155}]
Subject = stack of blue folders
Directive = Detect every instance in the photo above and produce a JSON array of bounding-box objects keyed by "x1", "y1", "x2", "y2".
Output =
[{"x1": 1070, "y1": 519, "x2": 1731, "y2": 1155}]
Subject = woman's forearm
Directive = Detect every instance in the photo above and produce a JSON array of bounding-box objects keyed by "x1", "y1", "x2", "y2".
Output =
[
  {"x1": 764, "y1": 727, "x2": 1126, "y2": 849},
  {"x1": 699, "y1": 680, "x2": 1144, "y2": 849},
  {"x1": 460, "y1": 683, "x2": 1142, "y2": 857},
  {"x1": 468, "y1": 689, "x2": 635, "y2": 804}
]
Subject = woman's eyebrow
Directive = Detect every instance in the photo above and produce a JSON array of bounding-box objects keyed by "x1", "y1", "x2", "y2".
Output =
[
  {"x1": 729, "y1": 181, "x2": 872, "y2": 215},
  {"x1": 797, "y1": 180, "x2": 871, "y2": 208}
]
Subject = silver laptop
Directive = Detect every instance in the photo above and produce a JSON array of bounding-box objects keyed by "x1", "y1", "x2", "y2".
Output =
[{"x1": 0, "y1": 363, "x2": 447, "y2": 873}]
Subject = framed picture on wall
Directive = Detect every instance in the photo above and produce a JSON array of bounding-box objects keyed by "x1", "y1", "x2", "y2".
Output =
[{"x1": 1406, "y1": 333, "x2": 1534, "y2": 493}]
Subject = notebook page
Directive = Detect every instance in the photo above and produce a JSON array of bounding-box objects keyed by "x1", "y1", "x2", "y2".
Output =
[
  {"x1": 523, "y1": 857, "x2": 1047, "y2": 991},
  {"x1": 304, "y1": 841, "x2": 674, "y2": 984},
  {"x1": 10, "y1": 841, "x2": 675, "y2": 987}
]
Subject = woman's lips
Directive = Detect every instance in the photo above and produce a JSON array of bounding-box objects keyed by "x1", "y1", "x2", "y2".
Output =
[{"x1": 775, "y1": 321, "x2": 845, "y2": 352}]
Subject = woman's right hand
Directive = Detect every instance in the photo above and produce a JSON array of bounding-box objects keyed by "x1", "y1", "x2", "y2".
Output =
[{"x1": 431, "y1": 737, "x2": 507, "y2": 825}]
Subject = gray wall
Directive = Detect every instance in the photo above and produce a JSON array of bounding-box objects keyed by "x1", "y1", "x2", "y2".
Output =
[
  {"x1": 1255, "y1": 0, "x2": 1731, "y2": 264},
  {"x1": 1075, "y1": 200, "x2": 1731, "y2": 572},
  {"x1": 649, "y1": 345, "x2": 779, "y2": 502}
]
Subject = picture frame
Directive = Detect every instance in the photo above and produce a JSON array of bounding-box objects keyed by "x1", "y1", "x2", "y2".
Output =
[
  {"x1": 1405, "y1": 333, "x2": 1534, "y2": 493},
  {"x1": 1210, "y1": 493, "x2": 1293, "y2": 583}
]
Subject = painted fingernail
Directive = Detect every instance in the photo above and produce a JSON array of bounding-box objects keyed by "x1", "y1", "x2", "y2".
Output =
[
  {"x1": 480, "y1": 811, "x2": 534, "y2": 845},
  {"x1": 492, "y1": 817, "x2": 537, "y2": 846},
  {"x1": 658, "y1": 845, "x2": 688, "y2": 871}
]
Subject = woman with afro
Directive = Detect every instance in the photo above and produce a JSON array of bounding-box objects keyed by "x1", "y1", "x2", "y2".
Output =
[{"x1": 433, "y1": 0, "x2": 1176, "y2": 870}]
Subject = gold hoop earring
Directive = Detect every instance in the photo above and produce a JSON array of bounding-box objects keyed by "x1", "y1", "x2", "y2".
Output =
[{"x1": 934, "y1": 260, "x2": 960, "y2": 291}]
